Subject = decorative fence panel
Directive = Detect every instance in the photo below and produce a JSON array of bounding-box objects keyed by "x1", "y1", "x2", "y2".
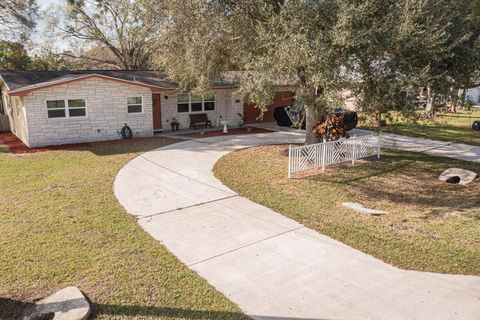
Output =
[{"x1": 288, "y1": 134, "x2": 381, "y2": 178}]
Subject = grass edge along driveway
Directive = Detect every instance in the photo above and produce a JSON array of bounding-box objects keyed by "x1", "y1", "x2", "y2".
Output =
[
  {"x1": 0, "y1": 137, "x2": 249, "y2": 320},
  {"x1": 214, "y1": 145, "x2": 480, "y2": 276}
]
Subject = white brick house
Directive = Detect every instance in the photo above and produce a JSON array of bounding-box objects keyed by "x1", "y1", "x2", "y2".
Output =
[
  {"x1": 24, "y1": 78, "x2": 154, "y2": 147},
  {"x1": 0, "y1": 71, "x2": 282, "y2": 148}
]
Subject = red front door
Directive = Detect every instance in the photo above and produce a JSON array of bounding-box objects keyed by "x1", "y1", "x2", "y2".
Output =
[{"x1": 152, "y1": 93, "x2": 162, "y2": 130}]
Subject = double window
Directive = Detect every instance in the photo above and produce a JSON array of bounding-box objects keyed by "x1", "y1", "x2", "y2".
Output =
[
  {"x1": 46, "y1": 99, "x2": 86, "y2": 118},
  {"x1": 177, "y1": 93, "x2": 215, "y2": 113},
  {"x1": 127, "y1": 97, "x2": 143, "y2": 113}
]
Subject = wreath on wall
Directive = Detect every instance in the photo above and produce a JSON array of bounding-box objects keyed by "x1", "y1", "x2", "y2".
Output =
[{"x1": 312, "y1": 114, "x2": 349, "y2": 142}]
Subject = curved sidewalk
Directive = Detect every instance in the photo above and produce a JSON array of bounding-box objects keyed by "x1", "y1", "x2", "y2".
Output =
[{"x1": 114, "y1": 131, "x2": 480, "y2": 320}]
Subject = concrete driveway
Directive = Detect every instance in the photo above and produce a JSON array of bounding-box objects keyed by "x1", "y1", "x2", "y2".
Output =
[{"x1": 114, "y1": 130, "x2": 480, "y2": 320}]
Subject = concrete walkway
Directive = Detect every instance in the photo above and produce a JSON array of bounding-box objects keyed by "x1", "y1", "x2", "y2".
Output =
[
  {"x1": 114, "y1": 130, "x2": 480, "y2": 320},
  {"x1": 353, "y1": 128, "x2": 480, "y2": 163}
]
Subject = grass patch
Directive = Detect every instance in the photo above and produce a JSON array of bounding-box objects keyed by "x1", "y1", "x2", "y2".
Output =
[
  {"x1": 214, "y1": 145, "x2": 480, "y2": 275},
  {"x1": 0, "y1": 138, "x2": 248, "y2": 320},
  {"x1": 360, "y1": 110, "x2": 480, "y2": 146}
]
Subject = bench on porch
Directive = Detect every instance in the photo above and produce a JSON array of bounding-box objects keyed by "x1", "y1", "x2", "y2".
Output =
[{"x1": 189, "y1": 113, "x2": 213, "y2": 129}]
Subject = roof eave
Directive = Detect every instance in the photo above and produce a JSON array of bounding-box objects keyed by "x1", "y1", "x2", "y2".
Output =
[{"x1": 6, "y1": 74, "x2": 176, "y2": 96}]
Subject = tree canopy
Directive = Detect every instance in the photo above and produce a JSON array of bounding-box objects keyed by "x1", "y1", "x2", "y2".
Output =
[
  {"x1": 48, "y1": 0, "x2": 166, "y2": 69},
  {"x1": 0, "y1": 40, "x2": 31, "y2": 70},
  {"x1": 153, "y1": 0, "x2": 480, "y2": 143},
  {"x1": 0, "y1": 0, "x2": 38, "y2": 41}
]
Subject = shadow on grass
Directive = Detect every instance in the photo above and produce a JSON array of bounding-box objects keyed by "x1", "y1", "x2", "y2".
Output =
[
  {"x1": 0, "y1": 297, "x2": 333, "y2": 320},
  {"x1": 0, "y1": 297, "x2": 34, "y2": 319},
  {"x1": 92, "y1": 302, "x2": 333, "y2": 320},
  {"x1": 304, "y1": 151, "x2": 480, "y2": 214},
  {"x1": 437, "y1": 114, "x2": 479, "y2": 119},
  {"x1": 313, "y1": 159, "x2": 417, "y2": 184}
]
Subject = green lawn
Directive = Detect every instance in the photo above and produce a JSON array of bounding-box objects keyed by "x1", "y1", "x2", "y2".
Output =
[
  {"x1": 360, "y1": 109, "x2": 480, "y2": 146},
  {"x1": 0, "y1": 138, "x2": 248, "y2": 320},
  {"x1": 214, "y1": 145, "x2": 480, "y2": 275}
]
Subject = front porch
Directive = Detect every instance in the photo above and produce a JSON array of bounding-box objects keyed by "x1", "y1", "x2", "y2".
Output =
[
  {"x1": 155, "y1": 122, "x2": 281, "y2": 139},
  {"x1": 151, "y1": 90, "x2": 296, "y2": 135},
  {"x1": 152, "y1": 89, "x2": 245, "y2": 133}
]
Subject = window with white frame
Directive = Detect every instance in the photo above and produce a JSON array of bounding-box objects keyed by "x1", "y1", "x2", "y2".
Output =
[
  {"x1": 177, "y1": 94, "x2": 189, "y2": 113},
  {"x1": 177, "y1": 93, "x2": 216, "y2": 113},
  {"x1": 204, "y1": 93, "x2": 215, "y2": 111},
  {"x1": 68, "y1": 99, "x2": 87, "y2": 117},
  {"x1": 46, "y1": 99, "x2": 87, "y2": 118},
  {"x1": 46, "y1": 100, "x2": 66, "y2": 118},
  {"x1": 127, "y1": 97, "x2": 143, "y2": 113}
]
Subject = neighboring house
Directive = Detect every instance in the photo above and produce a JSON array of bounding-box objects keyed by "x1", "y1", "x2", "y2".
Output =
[
  {"x1": 466, "y1": 86, "x2": 480, "y2": 105},
  {"x1": 0, "y1": 71, "x2": 294, "y2": 148}
]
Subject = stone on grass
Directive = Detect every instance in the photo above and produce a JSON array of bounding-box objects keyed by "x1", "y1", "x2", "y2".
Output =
[
  {"x1": 438, "y1": 168, "x2": 477, "y2": 186},
  {"x1": 342, "y1": 202, "x2": 386, "y2": 216},
  {"x1": 22, "y1": 287, "x2": 90, "y2": 320}
]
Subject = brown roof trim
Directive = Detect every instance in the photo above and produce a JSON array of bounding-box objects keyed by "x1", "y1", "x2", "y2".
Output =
[{"x1": 7, "y1": 74, "x2": 176, "y2": 96}]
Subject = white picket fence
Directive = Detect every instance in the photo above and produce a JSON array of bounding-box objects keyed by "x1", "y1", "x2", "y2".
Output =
[{"x1": 288, "y1": 134, "x2": 381, "y2": 178}]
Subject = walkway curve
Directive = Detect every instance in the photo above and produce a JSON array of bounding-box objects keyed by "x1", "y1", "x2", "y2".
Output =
[{"x1": 114, "y1": 130, "x2": 480, "y2": 320}]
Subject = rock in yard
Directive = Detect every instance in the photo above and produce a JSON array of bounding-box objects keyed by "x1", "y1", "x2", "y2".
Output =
[
  {"x1": 438, "y1": 168, "x2": 477, "y2": 186},
  {"x1": 22, "y1": 287, "x2": 90, "y2": 320},
  {"x1": 342, "y1": 202, "x2": 386, "y2": 216}
]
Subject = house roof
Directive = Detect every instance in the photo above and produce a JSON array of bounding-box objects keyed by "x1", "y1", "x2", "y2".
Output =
[{"x1": 0, "y1": 70, "x2": 236, "y2": 96}]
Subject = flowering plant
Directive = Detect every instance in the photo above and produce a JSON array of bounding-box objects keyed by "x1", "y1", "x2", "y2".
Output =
[{"x1": 313, "y1": 115, "x2": 349, "y2": 141}]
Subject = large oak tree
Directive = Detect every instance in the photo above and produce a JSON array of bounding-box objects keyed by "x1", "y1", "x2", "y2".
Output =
[{"x1": 153, "y1": 0, "x2": 479, "y2": 144}]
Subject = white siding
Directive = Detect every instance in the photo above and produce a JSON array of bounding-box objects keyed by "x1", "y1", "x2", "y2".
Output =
[
  {"x1": 0, "y1": 82, "x2": 12, "y2": 132},
  {"x1": 159, "y1": 89, "x2": 244, "y2": 130},
  {"x1": 24, "y1": 78, "x2": 154, "y2": 148},
  {"x1": 2, "y1": 82, "x2": 29, "y2": 145},
  {"x1": 466, "y1": 87, "x2": 480, "y2": 104}
]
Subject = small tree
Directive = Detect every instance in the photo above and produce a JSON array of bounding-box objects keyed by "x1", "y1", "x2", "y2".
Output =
[{"x1": 0, "y1": 41, "x2": 31, "y2": 70}]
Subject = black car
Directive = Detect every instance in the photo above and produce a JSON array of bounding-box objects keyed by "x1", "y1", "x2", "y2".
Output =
[
  {"x1": 473, "y1": 120, "x2": 480, "y2": 130},
  {"x1": 274, "y1": 106, "x2": 358, "y2": 131}
]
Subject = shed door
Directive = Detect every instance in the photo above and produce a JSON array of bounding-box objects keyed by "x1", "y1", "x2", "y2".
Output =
[{"x1": 152, "y1": 93, "x2": 162, "y2": 130}]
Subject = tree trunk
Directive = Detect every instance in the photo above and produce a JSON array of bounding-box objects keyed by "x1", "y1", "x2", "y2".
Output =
[
  {"x1": 452, "y1": 88, "x2": 458, "y2": 113},
  {"x1": 304, "y1": 103, "x2": 320, "y2": 145},
  {"x1": 425, "y1": 86, "x2": 436, "y2": 117},
  {"x1": 460, "y1": 88, "x2": 466, "y2": 109}
]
